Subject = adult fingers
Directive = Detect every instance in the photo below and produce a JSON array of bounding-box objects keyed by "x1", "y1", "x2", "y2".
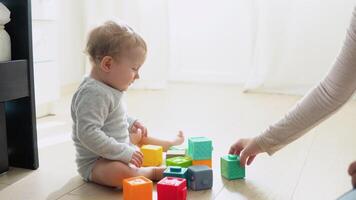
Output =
[
  {"x1": 348, "y1": 161, "x2": 356, "y2": 175},
  {"x1": 246, "y1": 155, "x2": 256, "y2": 166},
  {"x1": 239, "y1": 150, "x2": 249, "y2": 167}
]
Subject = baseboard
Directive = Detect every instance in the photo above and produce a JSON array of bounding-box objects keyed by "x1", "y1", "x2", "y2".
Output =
[{"x1": 36, "y1": 102, "x2": 54, "y2": 118}]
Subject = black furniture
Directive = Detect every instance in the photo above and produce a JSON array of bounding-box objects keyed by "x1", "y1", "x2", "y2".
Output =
[{"x1": 0, "y1": 0, "x2": 38, "y2": 174}]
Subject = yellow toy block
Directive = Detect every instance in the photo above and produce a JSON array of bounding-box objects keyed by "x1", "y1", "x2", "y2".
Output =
[
  {"x1": 123, "y1": 176, "x2": 153, "y2": 200},
  {"x1": 192, "y1": 159, "x2": 212, "y2": 168},
  {"x1": 141, "y1": 145, "x2": 163, "y2": 166}
]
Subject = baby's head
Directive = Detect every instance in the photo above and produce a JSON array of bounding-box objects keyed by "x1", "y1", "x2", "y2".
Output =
[{"x1": 86, "y1": 21, "x2": 147, "y2": 91}]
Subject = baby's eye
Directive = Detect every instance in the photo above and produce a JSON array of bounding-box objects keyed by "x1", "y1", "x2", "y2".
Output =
[{"x1": 131, "y1": 67, "x2": 138, "y2": 71}]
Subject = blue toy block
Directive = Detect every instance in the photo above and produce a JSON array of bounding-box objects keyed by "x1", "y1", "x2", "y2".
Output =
[
  {"x1": 187, "y1": 137, "x2": 212, "y2": 160},
  {"x1": 187, "y1": 165, "x2": 213, "y2": 191}
]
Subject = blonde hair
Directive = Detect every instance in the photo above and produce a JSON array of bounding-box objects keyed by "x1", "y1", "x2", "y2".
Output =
[{"x1": 85, "y1": 20, "x2": 147, "y2": 66}]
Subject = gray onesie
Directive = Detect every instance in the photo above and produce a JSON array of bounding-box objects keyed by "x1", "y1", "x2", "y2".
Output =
[{"x1": 71, "y1": 77, "x2": 136, "y2": 181}]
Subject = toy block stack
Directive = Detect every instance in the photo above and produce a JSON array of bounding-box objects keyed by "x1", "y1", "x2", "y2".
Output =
[
  {"x1": 187, "y1": 165, "x2": 213, "y2": 191},
  {"x1": 141, "y1": 145, "x2": 163, "y2": 166},
  {"x1": 123, "y1": 176, "x2": 153, "y2": 200},
  {"x1": 166, "y1": 156, "x2": 192, "y2": 168},
  {"x1": 187, "y1": 137, "x2": 213, "y2": 168},
  {"x1": 220, "y1": 154, "x2": 245, "y2": 180},
  {"x1": 157, "y1": 177, "x2": 187, "y2": 200}
]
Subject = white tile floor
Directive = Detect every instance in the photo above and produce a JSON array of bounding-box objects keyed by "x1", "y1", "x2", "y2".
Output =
[{"x1": 0, "y1": 82, "x2": 355, "y2": 200}]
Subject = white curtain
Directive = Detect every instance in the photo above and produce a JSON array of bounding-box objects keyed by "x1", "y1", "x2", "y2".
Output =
[
  {"x1": 83, "y1": 0, "x2": 169, "y2": 89},
  {"x1": 244, "y1": 0, "x2": 356, "y2": 95}
]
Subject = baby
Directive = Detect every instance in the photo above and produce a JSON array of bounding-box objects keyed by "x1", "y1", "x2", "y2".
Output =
[{"x1": 71, "y1": 21, "x2": 184, "y2": 188}]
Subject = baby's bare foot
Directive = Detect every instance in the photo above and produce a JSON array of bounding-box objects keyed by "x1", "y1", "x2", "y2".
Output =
[
  {"x1": 171, "y1": 131, "x2": 185, "y2": 146},
  {"x1": 153, "y1": 166, "x2": 166, "y2": 181},
  {"x1": 129, "y1": 129, "x2": 142, "y2": 145}
]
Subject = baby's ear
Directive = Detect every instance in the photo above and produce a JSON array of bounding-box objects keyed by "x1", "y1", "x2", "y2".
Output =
[{"x1": 100, "y1": 56, "x2": 113, "y2": 72}]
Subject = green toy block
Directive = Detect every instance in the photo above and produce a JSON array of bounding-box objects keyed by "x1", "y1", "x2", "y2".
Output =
[
  {"x1": 187, "y1": 137, "x2": 212, "y2": 160},
  {"x1": 166, "y1": 156, "x2": 192, "y2": 168},
  {"x1": 166, "y1": 149, "x2": 186, "y2": 159},
  {"x1": 220, "y1": 154, "x2": 245, "y2": 180}
]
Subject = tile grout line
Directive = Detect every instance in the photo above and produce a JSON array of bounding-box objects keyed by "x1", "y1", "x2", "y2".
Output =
[
  {"x1": 289, "y1": 133, "x2": 318, "y2": 200},
  {"x1": 55, "y1": 182, "x2": 87, "y2": 200}
]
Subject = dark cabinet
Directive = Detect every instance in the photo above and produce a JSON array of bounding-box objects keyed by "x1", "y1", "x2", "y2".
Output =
[{"x1": 0, "y1": 0, "x2": 39, "y2": 174}]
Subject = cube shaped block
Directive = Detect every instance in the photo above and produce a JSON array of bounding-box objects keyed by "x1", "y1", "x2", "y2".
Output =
[
  {"x1": 187, "y1": 137, "x2": 212, "y2": 160},
  {"x1": 163, "y1": 166, "x2": 188, "y2": 179},
  {"x1": 141, "y1": 145, "x2": 163, "y2": 166},
  {"x1": 169, "y1": 145, "x2": 186, "y2": 151},
  {"x1": 166, "y1": 149, "x2": 186, "y2": 159},
  {"x1": 220, "y1": 154, "x2": 245, "y2": 180},
  {"x1": 187, "y1": 165, "x2": 213, "y2": 191},
  {"x1": 166, "y1": 156, "x2": 192, "y2": 168},
  {"x1": 157, "y1": 177, "x2": 187, "y2": 200},
  {"x1": 123, "y1": 176, "x2": 153, "y2": 200},
  {"x1": 192, "y1": 159, "x2": 212, "y2": 168}
]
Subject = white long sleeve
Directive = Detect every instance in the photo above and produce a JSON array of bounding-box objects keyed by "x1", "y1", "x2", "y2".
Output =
[{"x1": 256, "y1": 6, "x2": 356, "y2": 155}]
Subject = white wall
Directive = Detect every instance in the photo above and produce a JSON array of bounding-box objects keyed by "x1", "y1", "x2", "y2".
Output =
[
  {"x1": 32, "y1": 0, "x2": 86, "y2": 116},
  {"x1": 57, "y1": 0, "x2": 86, "y2": 87},
  {"x1": 168, "y1": 0, "x2": 255, "y2": 85},
  {"x1": 245, "y1": 0, "x2": 356, "y2": 95}
]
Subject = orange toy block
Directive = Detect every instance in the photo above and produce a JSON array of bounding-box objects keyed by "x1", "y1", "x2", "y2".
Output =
[
  {"x1": 141, "y1": 145, "x2": 163, "y2": 166},
  {"x1": 192, "y1": 159, "x2": 212, "y2": 168},
  {"x1": 123, "y1": 176, "x2": 153, "y2": 200}
]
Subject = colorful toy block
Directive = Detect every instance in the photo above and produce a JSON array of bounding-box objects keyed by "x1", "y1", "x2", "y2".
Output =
[
  {"x1": 192, "y1": 159, "x2": 212, "y2": 168},
  {"x1": 123, "y1": 176, "x2": 153, "y2": 200},
  {"x1": 141, "y1": 145, "x2": 163, "y2": 166},
  {"x1": 163, "y1": 166, "x2": 188, "y2": 179},
  {"x1": 169, "y1": 145, "x2": 186, "y2": 151},
  {"x1": 220, "y1": 154, "x2": 245, "y2": 180},
  {"x1": 163, "y1": 166, "x2": 189, "y2": 186},
  {"x1": 187, "y1": 137, "x2": 212, "y2": 160},
  {"x1": 157, "y1": 177, "x2": 187, "y2": 200},
  {"x1": 187, "y1": 165, "x2": 213, "y2": 191},
  {"x1": 166, "y1": 156, "x2": 192, "y2": 168},
  {"x1": 166, "y1": 149, "x2": 186, "y2": 159}
]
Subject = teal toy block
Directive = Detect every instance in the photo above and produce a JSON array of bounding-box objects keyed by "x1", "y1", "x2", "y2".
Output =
[
  {"x1": 187, "y1": 137, "x2": 212, "y2": 160},
  {"x1": 220, "y1": 154, "x2": 245, "y2": 180},
  {"x1": 163, "y1": 166, "x2": 188, "y2": 179},
  {"x1": 166, "y1": 156, "x2": 192, "y2": 168},
  {"x1": 163, "y1": 166, "x2": 190, "y2": 187}
]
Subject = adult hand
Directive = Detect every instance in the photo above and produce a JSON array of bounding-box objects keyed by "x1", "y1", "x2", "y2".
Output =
[
  {"x1": 131, "y1": 121, "x2": 148, "y2": 137},
  {"x1": 348, "y1": 160, "x2": 356, "y2": 188},
  {"x1": 130, "y1": 150, "x2": 143, "y2": 168},
  {"x1": 229, "y1": 137, "x2": 263, "y2": 167}
]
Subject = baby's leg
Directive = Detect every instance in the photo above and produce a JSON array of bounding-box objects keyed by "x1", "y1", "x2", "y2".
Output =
[
  {"x1": 139, "y1": 131, "x2": 185, "y2": 152},
  {"x1": 90, "y1": 158, "x2": 165, "y2": 188}
]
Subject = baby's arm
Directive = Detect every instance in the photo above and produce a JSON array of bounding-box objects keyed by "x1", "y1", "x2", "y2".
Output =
[
  {"x1": 74, "y1": 90, "x2": 135, "y2": 164},
  {"x1": 256, "y1": 8, "x2": 356, "y2": 155}
]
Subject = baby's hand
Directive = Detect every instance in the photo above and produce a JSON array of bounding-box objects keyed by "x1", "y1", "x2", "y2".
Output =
[
  {"x1": 131, "y1": 121, "x2": 148, "y2": 137},
  {"x1": 130, "y1": 150, "x2": 143, "y2": 168}
]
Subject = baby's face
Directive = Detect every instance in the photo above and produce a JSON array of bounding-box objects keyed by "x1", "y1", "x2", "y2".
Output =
[{"x1": 108, "y1": 47, "x2": 146, "y2": 91}]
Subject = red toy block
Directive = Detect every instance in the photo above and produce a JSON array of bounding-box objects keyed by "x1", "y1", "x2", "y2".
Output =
[{"x1": 157, "y1": 177, "x2": 187, "y2": 200}]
